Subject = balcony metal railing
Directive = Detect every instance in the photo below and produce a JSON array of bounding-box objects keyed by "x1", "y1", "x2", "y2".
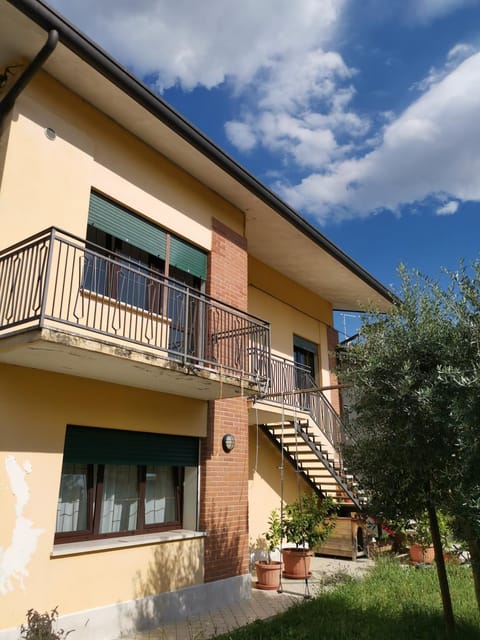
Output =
[
  {"x1": 266, "y1": 354, "x2": 345, "y2": 451},
  {"x1": 0, "y1": 228, "x2": 271, "y2": 388}
]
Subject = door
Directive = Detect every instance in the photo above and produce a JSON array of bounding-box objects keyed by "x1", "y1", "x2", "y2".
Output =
[{"x1": 293, "y1": 335, "x2": 318, "y2": 410}]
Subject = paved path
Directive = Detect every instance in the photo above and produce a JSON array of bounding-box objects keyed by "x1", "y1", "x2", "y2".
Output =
[{"x1": 128, "y1": 556, "x2": 373, "y2": 639}]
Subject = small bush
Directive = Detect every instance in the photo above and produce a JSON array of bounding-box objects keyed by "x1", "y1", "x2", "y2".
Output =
[{"x1": 19, "y1": 607, "x2": 73, "y2": 640}]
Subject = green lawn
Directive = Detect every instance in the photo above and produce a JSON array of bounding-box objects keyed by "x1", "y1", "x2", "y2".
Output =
[{"x1": 217, "y1": 560, "x2": 480, "y2": 639}]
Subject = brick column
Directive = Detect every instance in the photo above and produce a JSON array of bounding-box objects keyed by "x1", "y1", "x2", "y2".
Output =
[{"x1": 199, "y1": 218, "x2": 249, "y2": 582}]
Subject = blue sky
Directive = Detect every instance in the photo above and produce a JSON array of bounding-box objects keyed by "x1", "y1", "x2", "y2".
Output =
[{"x1": 50, "y1": 0, "x2": 480, "y2": 336}]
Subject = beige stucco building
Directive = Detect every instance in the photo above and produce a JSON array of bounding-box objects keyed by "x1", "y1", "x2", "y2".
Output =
[{"x1": 0, "y1": 1, "x2": 392, "y2": 638}]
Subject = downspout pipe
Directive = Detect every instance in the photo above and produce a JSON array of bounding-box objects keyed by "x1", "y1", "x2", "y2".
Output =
[{"x1": 0, "y1": 29, "x2": 58, "y2": 124}]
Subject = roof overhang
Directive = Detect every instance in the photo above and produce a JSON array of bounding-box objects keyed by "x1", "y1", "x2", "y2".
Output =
[{"x1": 1, "y1": 0, "x2": 394, "y2": 312}]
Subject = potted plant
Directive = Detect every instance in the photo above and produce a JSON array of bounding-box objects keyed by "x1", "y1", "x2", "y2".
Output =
[
  {"x1": 408, "y1": 511, "x2": 452, "y2": 564},
  {"x1": 255, "y1": 510, "x2": 283, "y2": 590},
  {"x1": 282, "y1": 494, "x2": 337, "y2": 579}
]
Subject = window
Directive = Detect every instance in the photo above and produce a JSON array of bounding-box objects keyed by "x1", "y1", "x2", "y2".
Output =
[
  {"x1": 293, "y1": 335, "x2": 318, "y2": 387},
  {"x1": 84, "y1": 227, "x2": 166, "y2": 314},
  {"x1": 86, "y1": 191, "x2": 207, "y2": 290},
  {"x1": 85, "y1": 192, "x2": 208, "y2": 356},
  {"x1": 55, "y1": 426, "x2": 199, "y2": 543}
]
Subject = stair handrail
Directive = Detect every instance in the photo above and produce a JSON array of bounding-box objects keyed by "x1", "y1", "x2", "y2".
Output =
[{"x1": 266, "y1": 354, "x2": 346, "y2": 453}]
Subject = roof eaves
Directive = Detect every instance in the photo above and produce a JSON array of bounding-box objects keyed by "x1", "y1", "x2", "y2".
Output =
[{"x1": 7, "y1": 0, "x2": 395, "y2": 305}]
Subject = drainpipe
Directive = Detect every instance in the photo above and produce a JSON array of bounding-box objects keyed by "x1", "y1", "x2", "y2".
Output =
[{"x1": 0, "y1": 29, "x2": 58, "y2": 125}]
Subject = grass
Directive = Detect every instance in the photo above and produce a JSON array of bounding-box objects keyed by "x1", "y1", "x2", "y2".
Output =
[{"x1": 216, "y1": 559, "x2": 480, "y2": 639}]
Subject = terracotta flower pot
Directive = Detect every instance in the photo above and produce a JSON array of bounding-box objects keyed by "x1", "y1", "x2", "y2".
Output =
[
  {"x1": 409, "y1": 543, "x2": 435, "y2": 564},
  {"x1": 282, "y1": 548, "x2": 314, "y2": 579},
  {"x1": 255, "y1": 560, "x2": 282, "y2": 590}
]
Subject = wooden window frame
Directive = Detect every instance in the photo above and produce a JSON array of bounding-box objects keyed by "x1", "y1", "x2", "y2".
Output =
[{"x1": 54, "y1": 463, "x2": 183, "y2": 544}]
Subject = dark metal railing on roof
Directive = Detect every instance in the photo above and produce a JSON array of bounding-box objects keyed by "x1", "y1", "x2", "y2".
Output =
[{"x1": 0, "y1": 227, "x2": 270, "y2": 388}]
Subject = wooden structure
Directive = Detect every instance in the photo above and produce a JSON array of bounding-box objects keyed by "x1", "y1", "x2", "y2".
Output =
[{"x1": 316, "y1": 516, "x2": 366, "y2": 560}]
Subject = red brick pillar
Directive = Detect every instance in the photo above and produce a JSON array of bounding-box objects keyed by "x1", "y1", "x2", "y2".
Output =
[
  {"x1": 327, "y1": 325, "x2": 341, "y2": 415},
  {"x1": 199, "y1": 219, "x2": 249, "y2": 582}
]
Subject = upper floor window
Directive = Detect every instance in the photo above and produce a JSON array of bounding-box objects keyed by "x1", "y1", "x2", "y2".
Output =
[
  {"x1": 293, "y1": 335, "x2": 318, "y2": 388},
  {"x1": 83, "y1": 193, "x2": 209, "y2": 355},
  {"x1": 86, "y1": 191, "x2": 207, "y2": 294}
]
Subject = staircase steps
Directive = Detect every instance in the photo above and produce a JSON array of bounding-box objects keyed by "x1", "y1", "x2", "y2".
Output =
[{"x1": 260, "y1": 420, "x2": 362, "y2": 510}]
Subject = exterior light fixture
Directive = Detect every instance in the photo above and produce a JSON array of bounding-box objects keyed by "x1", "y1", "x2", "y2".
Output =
[
  {"x1": 222, "y1": 433, "x2": 236, "y2": 453},
  {"x1": 45, "y1": 127, "x2": 56, "y2": 140}
]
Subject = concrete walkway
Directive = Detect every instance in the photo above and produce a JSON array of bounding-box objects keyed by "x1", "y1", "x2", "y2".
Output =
[{"x1": 128, "y1": 556, "x2": 373, "y2": 639}]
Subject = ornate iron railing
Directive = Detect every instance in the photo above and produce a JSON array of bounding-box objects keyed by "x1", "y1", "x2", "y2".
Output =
[
  {"x1": 0, "y1": 228, "x2": 270, "y2": 388},
  {"x1": 267, "y1": 354, "x2": 345, "y2": 451}
]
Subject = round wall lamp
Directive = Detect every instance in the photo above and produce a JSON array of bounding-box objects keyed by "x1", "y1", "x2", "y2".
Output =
[{"x1": 222, "y1": 433, "x2": 236, "y2": 453}]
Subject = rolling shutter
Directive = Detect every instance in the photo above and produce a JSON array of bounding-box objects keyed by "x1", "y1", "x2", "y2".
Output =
[
  {"x1": 88, "y1": 192, "x2": 206, "y2": 280},
  {"x1": 88, "y1": 192, "x2": 167, "y2": 259},
  {"x1": 293, "y1": 335, "x2": 318, "y2": 354},
  {"x1": 63, "y1": 425, "x2": 199, "y2": 467},
  {"x1": 169, "y1": 234, "x2": 207, "y2": 280}
]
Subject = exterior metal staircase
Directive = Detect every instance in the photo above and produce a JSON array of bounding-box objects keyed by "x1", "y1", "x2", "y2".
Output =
[{"x1": 260, "y1": 355, "x2": 364, "y2": 511}]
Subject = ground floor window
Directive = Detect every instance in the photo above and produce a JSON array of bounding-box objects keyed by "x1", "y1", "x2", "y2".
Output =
[{"x1": 55, "y1": 426, "x2": 199, "y2": 543}]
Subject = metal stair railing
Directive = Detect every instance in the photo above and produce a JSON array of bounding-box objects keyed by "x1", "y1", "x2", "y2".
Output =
[
  {"x1": 267, "y1": 354, "x2": 345, "y2": 453},
  {"x1": 262, "y1": 355, "x2": 366, "y2": 510},
  {"x1": 260, "y1": 420, "x2": 362, "y2": 510}
]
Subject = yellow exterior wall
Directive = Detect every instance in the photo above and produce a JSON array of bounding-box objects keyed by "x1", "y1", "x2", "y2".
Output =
[
  {"x1": 249, "y1": 257, "x2": 334, "y2": 389},
  {"x1": 247, "y1": 259, "x2": 336, "y2": 541},
  {"x1": 0, "y1": 72, "x2": 243, "y2": 251},
  {"x1": 248, "y1": 426, "x2": 312, "y2": 546},
  {"x1": 0, "y1": 364, "x2": 206, "y2": 629},
  {"x1": 0, "y1": 113, "x2": 13, "y2": 196},
  {"x1": 249, "y1": 257, "x2": 332, "y2": 326}
]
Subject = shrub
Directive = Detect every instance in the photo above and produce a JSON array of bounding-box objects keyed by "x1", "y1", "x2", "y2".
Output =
[
  {"x1": 282, "y1": 493, "x2": 338, "y2": 549},
  {"x1": 19, "y1": 607, "x2": 73, "y2": 640}
]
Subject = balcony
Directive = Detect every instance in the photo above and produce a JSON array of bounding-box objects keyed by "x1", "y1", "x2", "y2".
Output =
[{"x1": 0, "y1": 228, "x2": 270, "y2": 399}]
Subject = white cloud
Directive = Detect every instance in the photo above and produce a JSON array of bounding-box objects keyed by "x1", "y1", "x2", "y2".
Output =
[
  {"x1": 281, "y1": 51, "x2": 480, "y2": 222},
  {"x1": 224, "y1": 121, "x2": 257, "y2": 152},
  {"x1": 408, "y1": 0, "x2": 479, "y2": 22},
  {"x1": 50, "y1": 0, "x2": 347, "y2": 91},
  {"x1": 411, "y1": 42, "x2": 478, "y2": 92},
  {"x1": 50, "y1": 0, "x2": 480, "y2": 225},
  {"x1": 437, "y1": 200, "x2": 460, "y2": 215},
  {"x1": 258, "y1": 111, "x2": 340, "y2": 168},
  {"x1": 257, "y1": 49, "x2": 353, "y2": 113},
  {"x1": 225, "y1": 51, "x2": 368, "y2": 170}
]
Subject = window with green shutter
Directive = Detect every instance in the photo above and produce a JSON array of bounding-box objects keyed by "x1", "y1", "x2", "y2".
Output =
[
  {"x1": 55, "y1": 425, "x2": 199, "y2": 542},
  {"x1": 293, "y1": 335, "x2": 318, "y2": 387},
  {"x1": 88, "y1": 192, "x2": 167, "y2": 259},
  {"x1": 87, "y1": 192, "x2": 207, "y2": 283},
  {"x1": 170, "y1": 234, "x2": 207, "y2": 280}
]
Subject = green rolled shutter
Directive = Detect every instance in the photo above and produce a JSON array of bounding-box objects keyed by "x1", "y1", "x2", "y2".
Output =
[
  {"x1": 63, "y1": 425, "x2": 199, "y2": 467},
  {"x1": 88, "y1": 192, "x2": 167, "y2": 259},
  {"x1": 170, "y1": 234, "x2": 207, "y2": 280},
  {"x1": 293, "y1": 335, "x2": 318, "y2": 354}
]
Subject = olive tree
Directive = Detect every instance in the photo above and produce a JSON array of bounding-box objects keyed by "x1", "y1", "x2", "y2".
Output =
[
  {"x1": 438, "y1": 264, "x2": 480, "y2": 609},
  {"x1": 338, "y1": 266, "x2": 458, "y2": 636}
]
